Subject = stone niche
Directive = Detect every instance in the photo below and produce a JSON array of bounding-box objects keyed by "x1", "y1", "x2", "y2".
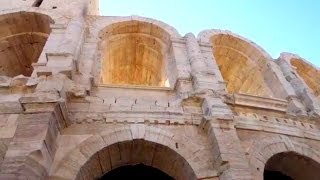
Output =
[
  {"x1": 0, "y1": 12, "x2": 52, "y2": 77},
  {"x1": 98, "y1": 20, "x2": 172, "y2": 87}
]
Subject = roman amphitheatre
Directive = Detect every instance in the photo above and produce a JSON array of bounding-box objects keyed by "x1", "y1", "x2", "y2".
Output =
[{"x1": 0, "y1": 0, "x2": 319, "y2": 179}]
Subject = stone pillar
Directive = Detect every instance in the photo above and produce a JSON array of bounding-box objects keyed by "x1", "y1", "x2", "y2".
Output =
[
  {"x1": 199, "y1": 95, "x2": 253, "y2": 180},
  {"x1": 277, "y1": 59, "x2": 320, "y2": 117},
  {"x1": 0, "y1": 97, "x2": 67, "y2": 180},
  {"x1": 58, "y1": 17, "x2": 85, "y2": 57},
  {"x1": 185, "y1": 33, "x2": 208, "y2": 75},
  {"x1": 185, "y1": 33, "x2": 217, "y2": 93},
  {"x1": 46, "y1": 17, "x2": 84, "y2": 79},
  {"x1": 35, "y1": 4, "x2": 86, "y2": 79},
  {"x1": 185, "y1": 34, "x2": 254, "y2": 179}
]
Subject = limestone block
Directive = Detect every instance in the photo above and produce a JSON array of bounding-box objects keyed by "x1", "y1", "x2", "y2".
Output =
[
  {"x1": 47, "y1": 55, "x2": 74, "y2": 68},
  {"x1": 0, "y1": 94, "x2": 23, "y2": 113},
  {"x1": 10, "y1": 75, "x2": 29, "y2": 87},
  {"x1": 36, "y1": 74, "x2": 86, "y2": 98},
  {"x1": 0, "y1": 114, "x2": 18, "y2": 139},
  {"x1": 131, "y1": 105, "x2": 151, "y2": 112},
  {"x1": 114, "y1": 97, "x2": 135, "y2": 106},
  {"x1": 0, "y1": 76, "x2": 11, "y2": 87}
]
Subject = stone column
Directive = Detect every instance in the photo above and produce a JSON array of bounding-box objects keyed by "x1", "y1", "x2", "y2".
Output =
[
  {"x1": 277, "y1": 59, "x2": 320, "y2": 117},
  {"x1": 185, "y1": 33, "x2": 214, "y2": 93}
]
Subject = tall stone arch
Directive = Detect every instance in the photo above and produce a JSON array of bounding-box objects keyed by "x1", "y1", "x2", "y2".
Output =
[
  {"x1": 50, "y1": 125, "x2": 216, "y2": 180},
  {"x1": 198, "y1": 29, "x2": 293, "y2": 99}
]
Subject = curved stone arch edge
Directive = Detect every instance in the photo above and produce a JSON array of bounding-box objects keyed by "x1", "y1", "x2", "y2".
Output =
[
  {"x1": 94, "y1": 15, "x2": 182, "y2": 40},
  {"x1": 280, "y1": 52, "x2": 320, "y2": 71},
  {"x1": 198, "y1": 29, "x2": 320, "y2": 70},
  {"x1": 198, "y1": 29, "x2": 273, "y2": 60},
  {"x1": 0, "y1": 7, "x2": 70, "y2": 24},
  {"x1": 1, "y1": 8, "x2": 316, "y2": 71},
  {"x1": 91, "y1": 15, "x2": 181, "y2": 87},
  {"x1": 50, "y1": 124, "x2": 216, "y2": 180},
  {"x1": 247, "y1": 134, "x2": 320, "y2": 178}
]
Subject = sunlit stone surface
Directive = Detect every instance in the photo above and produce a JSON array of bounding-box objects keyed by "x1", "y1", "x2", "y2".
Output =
[{"x1": 0, "y1": 1, "x2": 319, "y2": 180}]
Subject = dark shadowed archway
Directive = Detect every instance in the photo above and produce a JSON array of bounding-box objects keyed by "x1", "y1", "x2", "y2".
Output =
[
  {"x1": 77, "y1": 139, "x2": 197, "y2": 180},
  {"x1": 264, "y1": 151, "x2": 320, "y2": 180},
  {"x1": 99, "y1": 163, "x2": 174, "y2": 180}
]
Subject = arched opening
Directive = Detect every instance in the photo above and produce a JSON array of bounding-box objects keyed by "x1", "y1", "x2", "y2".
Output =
[
  {"x1": 290, "y1": 58, "x2": 320, "y2": 99},
  {"x1": 99, "y1": 163, "x2": 173, "y2": 180},
  {"x1": 99, "y1": 20, "x2": 171, "y2": 87},
  {"x1": 77, "y1": 139, "x2": 196, "y2": 180},
  {"x1": 0, "y1": 12, "x2": 52, "y2": 77},
  {"x1": 264, "y1": 151, "x2": 320, "y2": 180},
  {"x1": 211, "y1": 34, "x2": 274, "y2": 97}
]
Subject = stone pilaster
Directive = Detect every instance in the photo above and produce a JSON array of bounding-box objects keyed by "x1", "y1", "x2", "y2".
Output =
[
  {"x1": 185, "y1": 33, "x2": 217, "y2": 93},
  {"x1": 200, "y1": 96, "x2": 253, "y2": 180},
  {"x1": 0, "y1": 95, "x2": 68, "y2": 180},
  {"x1": 184, "y1": 33, "x2": 254, "y2": 179},
  {"x1": 34, "y1": 12, "x2": 85, "y2": 79}
]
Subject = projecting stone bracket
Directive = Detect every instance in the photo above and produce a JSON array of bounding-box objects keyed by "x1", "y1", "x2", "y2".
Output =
[
  {"x1": 33, "y1": 53, "x2": 76, "y2": 79},
  {"x1": 19, "y1": 96, "x2": 70, "y2": 131},
  {"x1": 0, "y1": 92, "x2": 70, "y2": 131},
  {"x1": 226, "y1": 93, "x2": 288, "y2": 112}
]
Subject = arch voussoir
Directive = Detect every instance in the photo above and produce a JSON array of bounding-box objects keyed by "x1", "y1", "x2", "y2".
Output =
[
  {"x1": 248, "y1": 135, "x2": 320, "y2": 179},
  {"x1": 78, "y1": 135, "x2": 106, "y2": 159},
  {"x1": 51, "y1": 125, "x2": 213, "y2": 180},
  {"x1": 54, "y1": 149, "x2": 88, "y2": 180}
]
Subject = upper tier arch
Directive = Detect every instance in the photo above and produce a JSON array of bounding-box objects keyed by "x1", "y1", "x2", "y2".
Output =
[
  {"x1": 197, "y1": 29, "x2": 289, "y2": 98},
  {"x1": 94, "y1": 16, "x2": 181, "y2": 87},
  {"x1": 198, "y1": 29, "x2": 273, "y2": 59},
  {"x1": 96, "y1": 16, "x2": 181, "y2": 40},
  {"x1": 280, "y1": 52, "x2": 320, "y2": 100},
  {"x1": 0, "y1": 11, "x2": 54, "y2": 77}
]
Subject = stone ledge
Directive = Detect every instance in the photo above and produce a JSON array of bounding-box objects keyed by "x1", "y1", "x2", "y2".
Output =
[
  {"x1": 95, "y1": 84, "x2": 174, "y2": 91},
  {"x1": 226, "y1": 93, "x2": 288, "y2": 112},
  {"x1": 68, "y1": 111, "x2": 201, "y2": 126},
  {"x1": 235, "y1": 115, "x2": 320, "y2": 141}
]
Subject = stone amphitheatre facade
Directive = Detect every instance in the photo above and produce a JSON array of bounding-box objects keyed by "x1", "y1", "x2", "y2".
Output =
[{"x1": 0, "y1": 0, "x2": 320, "y2": 180}]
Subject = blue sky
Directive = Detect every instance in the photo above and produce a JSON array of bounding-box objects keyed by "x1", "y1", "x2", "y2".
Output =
[{"x1": 100, "y1": 0, "x2": 320, "y2": 67}]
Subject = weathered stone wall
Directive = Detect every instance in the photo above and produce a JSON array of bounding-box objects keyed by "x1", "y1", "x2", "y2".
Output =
[{"x1": 0, "y1": 1, "x2": 320, "y2": 180}]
